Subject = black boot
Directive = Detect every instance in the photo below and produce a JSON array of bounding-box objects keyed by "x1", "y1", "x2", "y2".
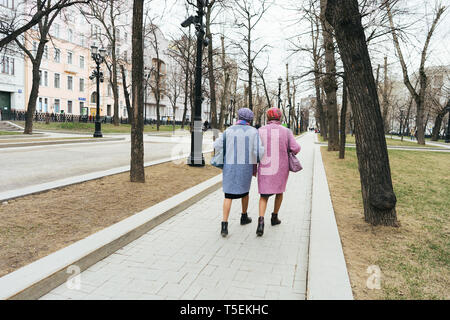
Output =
[
  {"x1": 221, "y1": 222, "x2": 228, "y2": 237},
  {"x1": 271, "y1": 213, "x2": 281, "y2": 226},
  {"x1": 256, "y1": 217, "x2": 264, "y2": 237},
  {"x1": 240, "y1": 213, "x2": 252, "y2": 225}
]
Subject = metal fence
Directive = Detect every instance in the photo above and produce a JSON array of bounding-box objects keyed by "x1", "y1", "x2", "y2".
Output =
[{"x1": 0, "y1": 109, "x2": 189, "y2": 126}]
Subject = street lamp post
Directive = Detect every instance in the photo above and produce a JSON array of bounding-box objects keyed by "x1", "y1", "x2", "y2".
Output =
[
  {"x1": 277, "y1": 77, "x2": 282, "y2": 109},
  {"x1": 182, "y1": 0, "x2": 208, "y2": 167},
  {"x1": 296, "y1": 103, "x2": 300, "y2": 135},
  {"x1": 90, "y1": 45, "x2": 107, "y2": 138}
]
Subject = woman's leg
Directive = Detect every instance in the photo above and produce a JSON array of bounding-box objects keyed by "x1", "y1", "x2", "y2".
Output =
[
  {"x1": 259, "y1": 196, "x2": 268, "y2": 217},
  {"x1": 274, "y1": 193, "x2": 284, "y2": 214},
  {"x1": 223, "y1": 198, "x2": 232, "y2": 222},
  {"x1": 241, "y1": 194, "x2": 249, "y2": 214}
]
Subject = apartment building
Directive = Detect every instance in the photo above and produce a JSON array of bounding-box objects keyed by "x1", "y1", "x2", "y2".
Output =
[{"x1": 0, "y1": 0, "x2": 25, "y2": 116}]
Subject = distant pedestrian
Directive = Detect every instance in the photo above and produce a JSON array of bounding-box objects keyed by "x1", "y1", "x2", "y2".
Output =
[
  {"x1": 213, "y1": 108, "x2": 264, "y2": 237},
  {"x1": 256, "y1": 108, "x2": 301, "y2": 237}
]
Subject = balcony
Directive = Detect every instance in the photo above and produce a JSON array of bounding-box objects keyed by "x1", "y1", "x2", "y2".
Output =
[{"x1": 64, "y1": 63, "x2": 78, "y2": 75}]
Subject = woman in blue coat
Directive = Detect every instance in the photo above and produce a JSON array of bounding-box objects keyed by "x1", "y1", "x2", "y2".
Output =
[{"x1": 213, "y1": 108, "x2": 264, "y2": 237}]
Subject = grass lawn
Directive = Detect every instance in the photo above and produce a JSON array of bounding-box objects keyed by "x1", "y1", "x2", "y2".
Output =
[
  {"x1": 318, "y1": 134, "x2": 443, "y2": 148},
  {"x1": 0, "y1": 131, "x2": 22, "y2": 135},
  {"x1": 321, "y1": 147, "x2": 449, "y2": 299},
  {"x1": 12, "y1": 121, "x2": 188, "y2": 134}
]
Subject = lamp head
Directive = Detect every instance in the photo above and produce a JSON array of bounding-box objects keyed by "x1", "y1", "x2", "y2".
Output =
[
  {"x1": 278, "y1": 77, "x2": 283, "y2": 85},
  {"x1": 91, "y1": 45, "x2": 98, "y2": 55},
  {"x1": 181, "y1": 16, "x2": 197, "y2": 28},
  {"x1": 99, "y1": 48, "x2": 107, "y2": 58}
]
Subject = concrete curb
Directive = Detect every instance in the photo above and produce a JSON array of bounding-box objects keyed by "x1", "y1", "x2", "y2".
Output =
[
  {"x1": 307, "y1": 139, "x2": 353, "y2": 300},
  {"x1": 0, "y1": 173, "x2": 222, "y2": 300},
  {"x1": 0, "y1": 137, "x2": 125, "y2": 149},
  {"x1": 0, "y1": 149, "x2": 214, "y2": 202},
  {"x1": 0, "y1": 133, "x2": 47, "y2": 139},
  {"x1": 314, "y1": 142, "x2": 449, "y2": 152}
]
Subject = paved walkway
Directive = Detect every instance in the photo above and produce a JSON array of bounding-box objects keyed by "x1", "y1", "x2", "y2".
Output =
[{"x1": 41, "y1": 133, "x2": 316, "y2": 300}]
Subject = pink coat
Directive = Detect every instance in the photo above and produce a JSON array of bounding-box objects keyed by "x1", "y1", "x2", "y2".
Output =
[{"x1": 257, "y1": 121, "x2": 301, "y2": 195}]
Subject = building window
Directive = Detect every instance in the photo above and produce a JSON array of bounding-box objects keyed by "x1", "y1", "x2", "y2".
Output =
[
  {"x1": 107, "y1": 84, "x2": 112, "y2": 96},
  {"x1": 91, "y1": 25, "x2": 101, "y2": 39},
  {"x1": 68, "y1": 100, "x2": 73, "y2": 114},
  {"x1": 80, "y1": 102, "x2": 87, "y2": 116},
  {"x1": 0, "y1": 0, "x2": 15, "y2": 9},
  {"x1": 32, "y1": 41, "x2": 37, "y2": 56},
  {"x1": 67, "y1": 76, "x2": 73, "y2": 90},
  {"x1": 39, "y1": 70, "x2": 42, "y2": 85},
  {"x1": 67, "y1": 51, "x2": 73, "y2": 64},
  {"x1": 67, "y1": 29, "x2": 73, "y2": 42},
  {"x1": 107, "y1": 105, "x2": 111, "y2": 116},
  {"x1": 90, "y1": 92, "x2": 97, "y2": 104},
  {"x1": 79, "y1": 78, "x2": 85, "y2": 92},
  {"x1": 44, "y1": 71, "x2": 48, "y2": 86},
  {"x1": 1, "y1": 56, "x2": 14, "y2": 75},
  {"x1": 79, "y1": 55, "x2": 84, "y2": 69},
  {"x1": 38, "y1": 98, "x2": 43, "y2": 112},
  {"x1": 54, "y1": 48, "x2": 60, "y2": 62},
  {"x1": 54, "y1": 99, "x2": 60, "y2": 113},
  {"x1": 43, "y1": 45, "x2": 48, "y2": 59},
  {"x1": 54, "y1": 23, "x2": 60, "y2": 38},
  {"x1": 54, "y1": 73, "x2": 60, "y2": 88}
]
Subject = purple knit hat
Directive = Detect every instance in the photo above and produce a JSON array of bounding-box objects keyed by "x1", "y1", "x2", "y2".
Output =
[{"x1": 237, "y1": 108, "x2": 254, "y2": 122}]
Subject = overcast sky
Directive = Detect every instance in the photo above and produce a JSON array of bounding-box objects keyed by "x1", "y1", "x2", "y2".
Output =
[{"x1": 147, "y1": 0, "x2": 450, "y2": 99}]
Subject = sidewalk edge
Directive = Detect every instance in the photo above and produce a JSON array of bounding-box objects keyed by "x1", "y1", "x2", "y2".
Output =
[
  {"x1": 0, "y1": 174, "x2": 222, "y2": 300},
  {"x1": 307, "y1": 143, "x2": 353, "y2": 300}
]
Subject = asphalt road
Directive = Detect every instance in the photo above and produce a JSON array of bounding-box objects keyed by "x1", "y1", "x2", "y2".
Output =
[{"x1": 0, "y1": 134, "x2": 213, "y2": 192}]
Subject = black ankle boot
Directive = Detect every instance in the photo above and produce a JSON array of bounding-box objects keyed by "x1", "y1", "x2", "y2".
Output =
[
  {"x1": 256, "y1": 217, "x2": 264, "y2": 236},
  {"x1": 221, "y1": 222, "x2": 228, "y2": 237},
  {"x1": 271, "y1": 213, "x2": 281, "y2": 226},
  {"x1": 240, "y1": 213, "x2": 252, "y2": 225}
]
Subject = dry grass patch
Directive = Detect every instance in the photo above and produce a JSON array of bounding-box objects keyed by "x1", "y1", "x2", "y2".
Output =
[
  {"x1": 321, "y1": 147, "x2": 449, "y2": 300},
  {"x1": 0, "y1": 158, "x2": 220, "y2": 277}
]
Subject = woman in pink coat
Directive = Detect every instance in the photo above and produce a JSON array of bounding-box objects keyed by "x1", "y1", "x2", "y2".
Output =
[{"x1": 256, "y1": 108, "x2": 301, "y2": 236}]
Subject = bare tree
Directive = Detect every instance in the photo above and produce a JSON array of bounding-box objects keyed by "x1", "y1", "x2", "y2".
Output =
[
  {"x1": 130, "y1": 0, "x2": 145, "y2": 183},
  {"x1": 326, "y1": 0, "x2": 398, "y2": 226},
  {"x1": 232, "y1": 0, "x2": 270, "y2": 111},
  {"x1": 167, "y1": 60, "x2": 183, "y2": 132},
  {"x1": 81, "y1": 0, "x2": 130, "y2": 126},
  {"x1": 168, "y1": 25, "x2": 196, "y2": 129},
  {"x1": 320, "y1": 0, "x2": 339, "y2": 151},
  {"x1": 145, "y1": 22, "x2": 165, "y2": 131},
  {"x1": 0, "y1": 0, "x2": 90, "y2": 49},
  {"x1": 386, "y1": 1, "x2": 446, "y2": 145}
]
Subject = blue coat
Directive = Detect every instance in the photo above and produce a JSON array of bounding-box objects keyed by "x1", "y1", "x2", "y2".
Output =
[{"x1": 213, "y1": 124, "x2": 265, "y2": 195}]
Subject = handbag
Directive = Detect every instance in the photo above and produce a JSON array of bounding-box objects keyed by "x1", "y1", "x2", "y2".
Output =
[
  {"x1": 288, "y1": 137, "x2": 302, "y2": 172},
  {"x1": 211, "y1": 132, "x2": 226, "y2": 169}
]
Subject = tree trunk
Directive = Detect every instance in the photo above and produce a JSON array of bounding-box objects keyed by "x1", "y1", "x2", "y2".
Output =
[
  {"x1": 339, "y1": 79, "x2": 348, "y2": 159},
  {"x1": 321, "y1": 0, "x2": 339, "y2": 151},
  {"x1": 326, "y1": 0, "x2": 398, "y2": 227},
  {"x1": 314, "y1": 70, "x2": 327, "y2": 139},
  {"x1": 24, "y1": 62, "x2": 41, "y2": 134},
  {"x1": 205, "y1": 6, "x2": 217, "y2": 128},
  {"x1": 120, "y1": 65, "x2": 132, "y2": 123},
  {"x1": 381, "y1": 56, "x2": 389, "y2": 133},
  {"x1": 130, "y1": 0, "x2": 145, "y2": 183},
  {"x1": 111, "y1": 51, "x2": 120, "y2": 126},
  {"x1": 431, "y1": 110, "x2": 445, "y2": 141},
  {"x1": 23, "y1": 35, "x2": 47, "y2": 134}
]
